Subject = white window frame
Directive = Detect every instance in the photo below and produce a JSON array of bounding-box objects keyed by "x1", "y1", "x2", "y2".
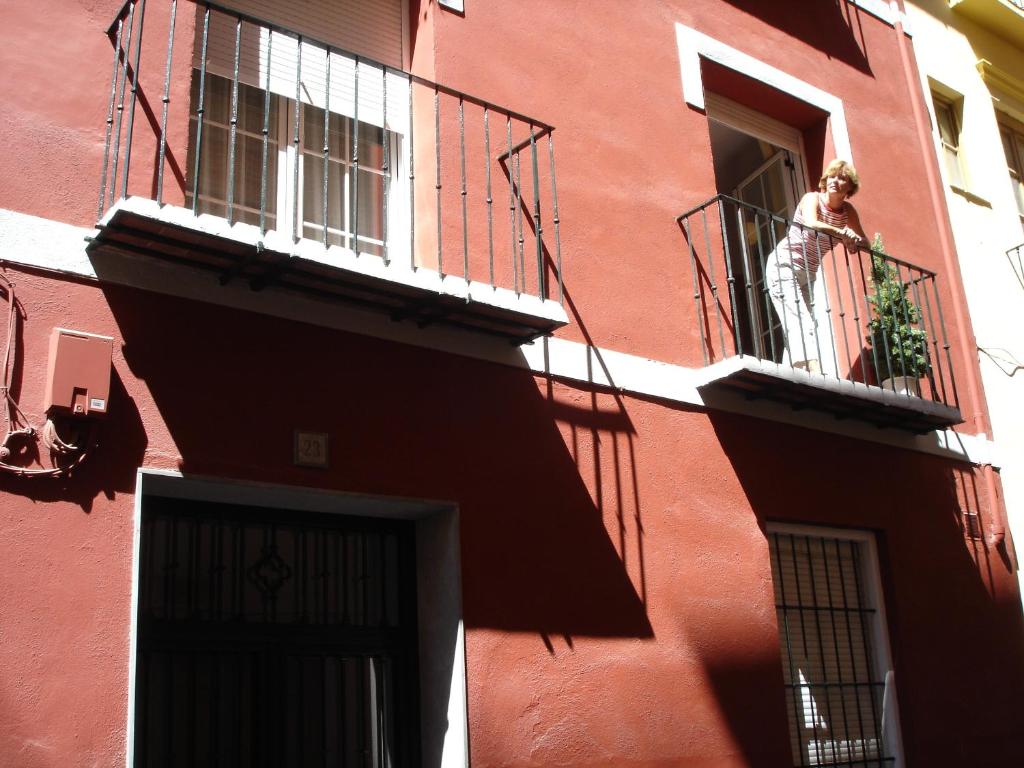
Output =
[
  {"x1": 705, "y1": 92, "x2": 810, "y2": 188},
  {"x1": 674, "y1": 23, "x2": 853, "y2": 164},
  {"x1": 931, "y1": 90, "x2": 968, "y2": 191},
  {"x1": 766, "y1": 522, "x2": 905, "y2": 768}
]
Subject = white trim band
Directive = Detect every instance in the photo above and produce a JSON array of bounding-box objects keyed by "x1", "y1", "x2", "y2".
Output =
[{"x1": 0, "y1": 207, "x2": 999, "y2": 467}]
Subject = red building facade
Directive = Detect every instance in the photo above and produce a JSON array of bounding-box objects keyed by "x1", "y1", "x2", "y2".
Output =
[{"x1": 0, "y1": 1, "x2": 1021, "y2": 766}]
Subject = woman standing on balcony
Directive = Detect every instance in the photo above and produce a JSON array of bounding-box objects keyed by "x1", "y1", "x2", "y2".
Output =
[{"x1": 765, "y1": 159, "x2": 867, "y2": 374}]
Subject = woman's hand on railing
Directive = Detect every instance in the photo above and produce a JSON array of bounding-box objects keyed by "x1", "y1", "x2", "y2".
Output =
[{"x1": 840, "y1": 227, "x2": 865, "y2": 251}]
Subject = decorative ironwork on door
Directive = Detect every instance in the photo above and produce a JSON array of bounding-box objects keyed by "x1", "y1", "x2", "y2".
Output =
[{"x1": 134, "y1": 497, "x2": 419, "y2": 767}]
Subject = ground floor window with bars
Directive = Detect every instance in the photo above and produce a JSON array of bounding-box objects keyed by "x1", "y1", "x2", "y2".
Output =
[
  {"x1": 132, "y1": 497, "x2": 420, "y2": 767},
  {"x1": 767, "y1": 525, "x2": 903, "y2": 768}
]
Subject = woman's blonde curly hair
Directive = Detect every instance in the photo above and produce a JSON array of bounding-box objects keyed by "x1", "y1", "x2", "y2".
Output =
[{"x1": 818, "y1": 159, "x2": 860, "y2": 197}]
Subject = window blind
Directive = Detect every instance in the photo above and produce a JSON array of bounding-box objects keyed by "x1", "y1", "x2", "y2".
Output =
[{"x1": 194, "y1": 1, "x2": 408, "y2": 131}]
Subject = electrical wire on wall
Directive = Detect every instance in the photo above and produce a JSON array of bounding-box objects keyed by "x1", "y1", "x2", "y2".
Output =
[
  {"x1": 978, "y1": 346, "x2": 1024, "y2": 378},
  {"x1": 0, "y1": 271, "x2": 95, "y2": 477}
]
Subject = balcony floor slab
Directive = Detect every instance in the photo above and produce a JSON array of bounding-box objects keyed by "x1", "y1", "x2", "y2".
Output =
[
  {"x1": 696, "y1": 356, "x2": 963, "y2": 433},
  {"x1": 88, "y1": 197, "x2": 568, "y2": 344}
]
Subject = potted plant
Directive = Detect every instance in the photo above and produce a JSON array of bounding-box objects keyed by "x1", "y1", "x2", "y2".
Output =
[{"x1": 866, "y1": 234, "x2": 930, "y2": 395}]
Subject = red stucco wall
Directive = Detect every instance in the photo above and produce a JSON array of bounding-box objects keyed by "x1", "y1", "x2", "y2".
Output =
[
  {"x1": 0, "y1": 1, "x2": 1021, "y2": 767},
  {"x1": 0, "y1": 264, "x2": 1020, "y2": 766}
]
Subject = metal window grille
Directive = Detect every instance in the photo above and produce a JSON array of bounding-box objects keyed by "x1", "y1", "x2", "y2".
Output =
[
  {"x1": 768, "y1": 530, "x2": 898, "y2": 768},
  {"x1": 133, "y1": 497, "x2": 420, "y2": 767}
]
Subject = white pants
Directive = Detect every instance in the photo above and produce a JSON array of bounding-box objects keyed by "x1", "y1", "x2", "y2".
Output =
[{"x1": 764, "y1": 255, "x2": 819, "y2": 366}]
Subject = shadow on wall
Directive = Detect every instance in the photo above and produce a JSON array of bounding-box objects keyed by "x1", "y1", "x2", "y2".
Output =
[
  {"x1": 0, "y1": 271, "x2": 147, "y2": 512},
  {"x1": 705, "y1": 409, "x2": 1024, "y2": 767},
  {"x1": 717, "y1": 0, "x2": 875, "y2": 76},
  {"x1": 99, "y1": 279, "x2": 654, "y2": 642}
]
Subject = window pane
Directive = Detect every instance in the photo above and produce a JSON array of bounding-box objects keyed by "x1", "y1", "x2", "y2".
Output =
[
  {"x1": 356, "y1": 122, "x2": 385, "y2": 171},
  {"x1": 353, "y1": 169, "x2": 384, "y2": 257},
  {"x1": 200, "y1": 73, "x2": 231, "y2": 126},
  {"x1": 943, "y1": 144, "x2": 964, "y2": 187},
  {"x1": 1012, "y1": 131, "x2": 1024, "y2": 217},
  {"x1": 933, "y1": 96, "x2": 964, "y2": 187},
  {"x1": 303, "y1": 105, "x2": 349, "y2": 162},
  {"x1": 934, "y1": 99, "x2": 958, "y2": 146},
  {"x1": 302, "y1": 154, "x2": 346, "y2": 247},
  {"x1": 235, "y1": 132, "x2": 277, "y2": 223},
  {"x1": 238, "y1": 81, "x2": 278, "y2": 135},
  {"x1": 186, "y1": 72, "x2": 279, "y2": 229}
]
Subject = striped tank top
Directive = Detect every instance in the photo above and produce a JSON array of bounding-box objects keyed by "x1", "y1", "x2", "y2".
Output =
[{"x1": 784, "y1": 194, "x2": 849, "y2": 274}]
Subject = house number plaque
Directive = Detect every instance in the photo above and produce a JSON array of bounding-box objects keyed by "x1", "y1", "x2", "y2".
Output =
[{"x1": 294, "y1": 430, "x2": 329, "y2": 468}]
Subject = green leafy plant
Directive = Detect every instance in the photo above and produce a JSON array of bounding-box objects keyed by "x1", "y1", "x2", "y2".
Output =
[{"x1": 867, "y1": 234, "x2": 930, "y2": 381}]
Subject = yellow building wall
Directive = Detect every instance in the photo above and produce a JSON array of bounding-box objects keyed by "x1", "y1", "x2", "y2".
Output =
[{"x1": 908, "y1": 0, "x2": 1024, "y2": 590}]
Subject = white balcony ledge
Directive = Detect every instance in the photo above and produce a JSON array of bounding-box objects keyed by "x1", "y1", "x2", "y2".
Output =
[
  {"x1": 696, "y1": 356, "x2": 963, "y2": 434},
  {"x1": 951, "y1": 0, "x2": 1024, "y2": 47},
  {"x1": 88, "y1": 197, "x2": 569, "y2": 344}
]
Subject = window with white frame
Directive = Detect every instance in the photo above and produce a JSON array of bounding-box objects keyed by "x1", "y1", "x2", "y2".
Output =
[
  {"x1": 185, "y1": 11, "x2": 410, "y2": 260},
  {"x1": 932, "y1": 92, "x2": 966, "y2": 190},
  {"x1": 998, "y1": 117, "x2": 1024, "y2": 228},
  {"x1": 767, "y1": 525, "x2": 902, "y2": 768}
]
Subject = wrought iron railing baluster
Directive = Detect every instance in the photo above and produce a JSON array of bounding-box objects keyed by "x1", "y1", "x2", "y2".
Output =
[
  {"x1": 530, "y1": 125, "x2": 544, "y2": 298},
  {"x1": 382, "y1": 64, "x2": 390, "y2": 265},
  {"x1": 683, "y1": 216, "x2": 708, "y2": 365},
  {"x1": 908, "y1": 271, "x2": 937, "y2": 402},
  {"x1": 259, "y1": 28, "x2": 272, "y2": 235},
  {"x1": 894, "y1": 262, "x2": 915, "y2": 394},
  {"x1": 917, "y1": 273, "x2": 946, "y2": 404},
  {"x1": 506, "y1": 116, "x2": 517, "y2": 292},
  {"x1": 156, "y1": 0, "x2": 177, "y2": 205},
  {"x1": 408, "y1": 73, "x2": 415, "y2": 270},
  {"x1": 699, "y1": 207, "x2": 726, "y2": 359},
  {"x1": 484, "y1": 108, "x2": 494, "y2": 287},
  {"x1": 322, "y1": 49, "x2": 331, "y2": 248},
  {"x1": 931, "y1": 278, "x2": 959, "y2": 410},
  {"x1": 120, "y1": 0, "x2": 146, "y2": 200},
  {"x1": 292, "y1": 35, "x2": 302, "y2": 243},
  {"x1": 828, "y1": 241, "x2": 852, "y2": 383},
  {"x1": 459, "y1": 96, "x2": 469, "y2": 281},
  {"x1": 818, "y1": 240, "x2": 840, "y2": 378},
  {"x1": 870, "y1": 249, "x2": 896, "y2": 389},
  {"x1": 717, "y1": 200, "x2": 741, "y2": 357},
  {"x1": 548, "y1": 133, "x2": 563, "y2": 305},
  {"x1": 98, "y1": 14, "x2": 125, "y2": 218},
  {"x1": 854, "y1": 251, "x2": 883, "y2": 387},
  {"x1": 434, "y1": 85, "x2": 442, "y2": 275},
  {"x1": 514, "y1": 151, "x2": 525, "y2": 294},
  {"x1": 109, "y1": 0, "x2": 136, "y2": 206},
  {"x1": 225, "y1": 15, "x2": 241, "y2": 225},
  {"x1": 190, "y1": 5, "x2": 210, "y2": 215},
  {"x1": 352, "y1": 56, "x2": 361, "y2": 256},
  {"x1": 734, "y1": 204, "x2": 761, "y2": 358}
]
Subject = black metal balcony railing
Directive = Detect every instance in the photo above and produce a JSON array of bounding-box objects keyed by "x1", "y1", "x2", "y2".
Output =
[
  {"x1": 678, "y1": 195, "x2": 961, "y2": 421},
  {"x1": 95, "y1": 0, "x2": 564, "y2": 338}
]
